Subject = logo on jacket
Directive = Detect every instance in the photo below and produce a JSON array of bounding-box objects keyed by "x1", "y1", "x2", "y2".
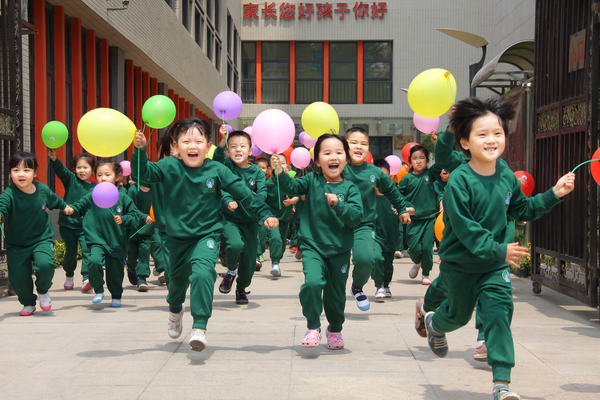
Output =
[
  {"x1": 337, "y1": 194, "x2": 345, "y2": 203},
  {"x1": 206, "y1": 178, "x2": 215, "y2": 189},
  {"x1": 41, "y1": 202, "x2": 46, "y2": 210},
  {"x1": 207, "y1": 239, "x2": 216, "y2": 249},
  {"x1": 505, "y1": 191, "x2": 512, "y2": 205},
  {"x1": 249, "y1": 178, "x2": 256, "y2": 187},
  {"x1": 502, "y1": 270, "x2": 511, "y2": 282},
  {"x1": 116, "y1": 205, "x2": 123, "y2": 213},
  {"x1": 425, "y1": 176, "x2": 430, "y2": 182},
  {"x1": 370, "y1": 175, "x2": 376, "y2": 183},
  {"x1": 341, "y1": 264, "x2": 348, "y2": 274}
]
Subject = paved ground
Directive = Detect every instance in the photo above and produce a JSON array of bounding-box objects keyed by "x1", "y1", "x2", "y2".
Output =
[{"x1": 0, "y1": 250, "x2": 599, "y2": 400}]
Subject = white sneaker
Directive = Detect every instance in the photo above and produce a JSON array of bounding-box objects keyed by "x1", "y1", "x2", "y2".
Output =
[
  {"x1": 92, "y1": 293, "x2": 104, "y2": 303},
  {"x1": 168, "y1": 304, "x2": 185, "y2": 339},
  {"x1": 422, "y1": 276, "x2": 432, "y2": 285},
  {"x1": 39, "y1": 292, "x2": 52, "y2": 311},
  {"x1": 64, "y1": 277, "x2": 74, "y2": 290},
  {"x1": 375, "y1": 287, "x2": 386, "y2": 301},
  {"x1": 270, "y1": 264, "x2": 281, "y2": 277},
  {"x1": 384, "y1": 287, "x2": 392, "y2": 298},
  {"x1": 402, "y1": 250, "x2": 409, "y2": 258},
  {"x1": 110, "y1": 298, "x2": 121, "y2": 307},
  {"x1": 409, "y1": 263, "x2": 421, "y2": 279},
  {"x1": 189, "y1": 329, "x2": 207, "y2": 352},
  {"x1": 158, "y1": 271, "x2": 166, "y2": 284},
  {"x1": 19, "y1": 305, "x2": 36, "y2": 316},
  {"x1": 394, "y1": 251, "x2": 402, "y2": 259}
]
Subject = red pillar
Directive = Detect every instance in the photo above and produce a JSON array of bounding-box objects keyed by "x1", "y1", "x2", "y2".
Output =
[
  {"x1": 71, "y1": 18, "x2": 84, "y2": 155},
  {"x1": 86, "y1": 30, "x2": 97, "y2": 111},
  {"x1": 100, "y1": 39, "x2": 110, "y2": 108},
  {"x1": 53, "y1": 6, "x2": 66, "y2": 196},
  {"x1": 34, "y1": 0, "x2": 48, "y2": 183}
]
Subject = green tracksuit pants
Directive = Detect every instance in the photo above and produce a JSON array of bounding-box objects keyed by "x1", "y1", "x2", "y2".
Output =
[
  {"x1": 300, "y1": 246, "x2": 350, "y2": 333},
  {"x1": 257, "y1": 223, "x2": 268, "y2": 257},
  {"x1": 372, "y1": 242, "x2": 394, "y2": 288},
  {"x1": 267, "y1": 219, "x2": 291, "y2": 264},
  {"x1": 7, "y1": 239, "x2": 55, "y2": 306},
  {"x1": 127, "y1": 237, "x2": 152, "y2": 279},
  {"x1": 155, "y1": 231, "x2": 170, "y2": 288},
  {"x1": 351, "y1": 223, "x2": 376, "y2": 288},
  {"x1": 59, "y1": 226, "x2": 90, "y2": 280},
  {"x1": 222, "y1": 220, "x2": 259, "y2": 291},
  {"x1": 88, "y1": 245, "x2": 125, "y2": 299},
  {"x1": 431, "y1": 263, "x2": 515, "y2": 383},
  {"x1": 406, "y1": 218, "x2": 435, "y2": 276},
  {"x1": 166, "y1": 235, "x2": 220, "y2": 330}
]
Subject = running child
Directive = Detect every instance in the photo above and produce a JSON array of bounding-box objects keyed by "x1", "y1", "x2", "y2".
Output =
[
  {"x1": 272, "y1": 134, "x2": 363, "y2": 349},
  {"x1": 255, "y1": 156, "x2": 271, "y2": 271},
  {"x1": 0, "y1": 152, "x2": 72, "y2": 315}
]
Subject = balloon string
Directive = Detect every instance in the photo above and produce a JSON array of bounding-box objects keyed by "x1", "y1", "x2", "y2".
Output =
[
  {"x1": 0, "y1": 224, "x2": 5, "y2": 239},
  {"x1": 222, "y1": 111, "x2": 228, "y2": 149},
  {"x1": 138, "y1": 123, "x2": 146, "y2": 191},
  {"x1": 129, "y1": 224, "x2": 146, "y2": 239},
  {"x1": 276, "y1": 162, "x2": 281, "y2": 210},
  {"x1": 447, "y1": 75, "x2": 456, "y2": 104},
  {"x1": 46, "y1": 157, "x2": 51, "y2": 185},
  {"x1": 571, "y1": 158, "x2": 600, "y2": 173}
]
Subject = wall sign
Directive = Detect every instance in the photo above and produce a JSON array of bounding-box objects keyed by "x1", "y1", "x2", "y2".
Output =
[
  {"x1": 568, "y1": 29, "x2": 585, "y2": 73},
  {"x1": 243, "y1": 2, "x2": 388, "y2": 20}
]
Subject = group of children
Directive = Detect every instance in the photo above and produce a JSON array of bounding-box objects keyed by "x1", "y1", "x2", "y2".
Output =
[{"x1": 0, "y1": 95, "x2": 576, "y2": 400}]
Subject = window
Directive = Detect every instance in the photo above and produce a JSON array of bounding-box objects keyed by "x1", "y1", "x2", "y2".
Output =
[
  {"x1": 226, "y1": 16, "x2": 239, "y2": 91},
  {"x1": 329, "y1": 42, "x2": 357, "y2": 104},
  {"x1": 207, "y1": 29, "x2": 213, "y2": 61},
  {"x1": 369, "y1": 136, "x2": 393, "y2": 159},
  {"x1": 364, "y1": 41, "x2": 392, "y2": 103},
  {"x1": 194, "y1": 8, "x2": 203, "y2": 47},
  {"x1": 295, "y1": 42, "x2": 323, "y2": 104},
  {"x1": 262, "y1": 42, "x2": 289, "y2": 104},
  {"x1": 182, "y1": 0, "x2": 190, "y2": 31},
  {"x1": 241, "y1": 42, "x2": 256, "y2": 103},
  {"x1": 215, "y1": 39, "x2": 222, "y2": 72}
]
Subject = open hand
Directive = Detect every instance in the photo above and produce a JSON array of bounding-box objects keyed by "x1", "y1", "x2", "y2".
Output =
[{"x1": 505, "y1": 242, "x2": 529, "y2": 268}]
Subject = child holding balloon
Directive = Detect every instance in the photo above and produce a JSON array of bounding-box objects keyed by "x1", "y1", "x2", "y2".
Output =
[
  {"x1": 131, "y1": 118, "x2": 278, "y2": 352},
  {"x1": 272, "y1": 134, "x2": 363, "y2": 349},
  {"x1": 66, "y1": 160, "x2": 147, "y2": 307},
  {"x1": 344, "y1": 127, "x2": 411, "y2": 311},
  {"x1": 422, "y1": 97, "x2": 575, "y2": 400},
  {"x1": 47, "y1": 149, "x2": 97, "y2": 292},
  {"x1": 0, "y1": 152, "x2": 73, "y2": 315}
]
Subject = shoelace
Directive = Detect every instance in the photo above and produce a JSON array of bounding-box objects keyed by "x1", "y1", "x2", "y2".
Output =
[{"x1": 432, "y1": 334, "x2": 447, "y2": 349}]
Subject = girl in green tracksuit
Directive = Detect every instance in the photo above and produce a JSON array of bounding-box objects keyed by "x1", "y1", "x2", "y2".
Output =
[
  {"x1": 0, "y1": 152, "x2": 70, "y2": 315},
  {"x1": 126, "y1": 179, "x2": 155, "y2": 291},
  {"x1": 48, "y1": 149, "x2": 96, "y2": 292},
  {"x1": 398, "y1": 144, "x2": 442, "y2": 285},
  {"x1": 273, "y1": 134, "x2": 363, "y2": 350}
]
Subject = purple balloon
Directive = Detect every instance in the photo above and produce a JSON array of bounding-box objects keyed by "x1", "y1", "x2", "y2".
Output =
[
  {"x1": 92, "y1": 182, "x2": 120, "y2": 209},
  {"x1": 213, "y1": 91, "x2": 243, "y2": 121},
  {"x1": 251, "y1": 145, "x2": 263, "y2": 157},
  {"x1": 252, "y1": 109, "x2": 295, "y2": 154},
  {"x1": 299, "y1": 131, "x2": 307, "y2": 144},
  {"x1": 225, "y1": 124, "x2": 234, "y2": 134},
  {"x1": 303, "y1": 134, "x2": 317, "y2": 149}
]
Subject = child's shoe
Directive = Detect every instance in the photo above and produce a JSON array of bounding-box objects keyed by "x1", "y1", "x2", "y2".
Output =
[
  {"x1": 350, "y1": 285, "x2": 370, "y2": 311},
  {"x1": 421, "y1": 276, "x2": 431, "y2": 285},
  {"x1": 189, "y1": 329, "x2": 207, "y2": 352},
  {"x1": 493, "y1": 383, "x2": 521, "y2": 400},
  {"x1": 64, "y1": 277, "x2": 74, "y2": 290},
  {"x1": 290, "y1": 246, "x2": 298, "y2": 253},
  {"x1": 158, "y1": 271, "x2": 166, "y2": 284},
  {"x1": 394, "y1": 250, "x2": 402, "y2": 259},
  {"x1": 219, "y1": 272, "x2": 235, "y2": 294},
  {"x1": 270, "y1": 264, "x2": 281, "y2": 277},
  {"x1": 110, "y1": 298, "x2": 121, "y2": 307},
  {"x1": 474, "y1": 340, "x2": 487, "y2": 362},
  {"x1": 92, "y1": 293, "x2": 104, "y2": 303},
  {"x1": 375, "y1": 287, "x2": 386, "y2": 301},
  {"x1": 384, "y1": 286, "x2": 392, "y2": 298},
  {"x1": 295, "y1": 249, "x2": 302, "y2": 260},
  {"x1": 152, "y1": 267, "x2": 159, "y2": 276},
  {"x1": 425, "y1": 311, "x2": 448, "y2": 358},
  {"x1": 301, "y1": 329, "x2": 321, "y2": 347},
  {"x1": 137, "y1": 280, "x2": 149, "y2": 292},
  {"x1": 325, "y1": 326, "x2": 344, "y2": 350},
  {"x1": 409, "y1": 263, "x2": 421, "y2": 279},
  {"x1": 255, "y1": 258, "x2": 262, "y2": 271},
  {"x1": 19, "y1": 305, "x2": 36, "y2": 316},
  {"x1": 39, "y1": 292, "x2": 52, "y2": 311},
  {"x1": 168, "y1": 304, "x2": 185, "y2": 339},
  {"x1": 81, "y1": 280, "x2": 92, "y2": 293},
  {"x1": 126, "y1": 268, "x2": 138, "y2": 286},
  {"x1": 235, "y1": 289, "x2": 250, "y2": 304},
  {"x1": 415, "y1": 298, "x2": 427, "y2": 338}
]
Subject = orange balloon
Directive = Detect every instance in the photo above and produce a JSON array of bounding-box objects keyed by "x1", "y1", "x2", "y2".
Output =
[
  {"x1": 435, "y1": 210, "x2": 445, "y2": 242},
  {"x1": 396, "y1": 165, "x2": 408, "y2": 182},
  {"x1": 149, "y1": 206, "x2": 155, "y2": 222}
]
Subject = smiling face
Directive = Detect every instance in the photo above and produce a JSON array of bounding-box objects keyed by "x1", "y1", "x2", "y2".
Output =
[
  {"x1": 75, "y1": 159, "x2": 93, "y2": 183},
  {"x1": 227, "y1": 135, "x2": 251, "y2": 167},
  {"x1": 440, "y1": 169, "x2": 450, "y2": 182},
  {"x1": 346, "y1": 131, "x2": 369, "y2": 165},
  {"x1": 174, "y1": 127, "x2": 211, "y2": 168},
  {"x1": 460, "y1": 113, "x2": 506, "y2": 169},
  {"x1": 96, "y1": 164, "x2": 119, "y2": 185},
  {"x1": 11, "y1": 162, "x2": 36, "y2": 193},
  {"x1": 410, "y1": 149, "x2": 428, "y2": 173},
  {"x1": 315, "y1": 138, "x2": 347, "y2": 182}
]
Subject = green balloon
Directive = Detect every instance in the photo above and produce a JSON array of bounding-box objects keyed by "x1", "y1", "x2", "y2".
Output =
[
  {"x1": 287, "y1": 170, "x2": 297, "y2": 178},
  {"x1": 42, "y1": 121, "x2": 69, "y2": 149},
  {"x1": 142, "y1": 95, "x2": 177, "y2": 129}
]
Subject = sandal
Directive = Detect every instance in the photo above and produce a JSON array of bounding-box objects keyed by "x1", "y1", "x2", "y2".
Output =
[
  {"x1": 325, "y1": 326, "x2": 344, "y2": 350},
  {"x1": 301, "y1": 329, "x2": 321, "y2": 347},
  {"x1": 415, "y1": 298, "x2": 427, "y2": 338}
]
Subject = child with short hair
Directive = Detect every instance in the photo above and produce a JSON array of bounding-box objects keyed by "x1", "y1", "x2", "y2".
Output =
[
  {"x1": 423, "y1": 97, "x2": 575, "y2": 400},
  {"x1": 0, "y1": 152, "x2": 72, "y2": 315},
  {"x1": 48, "y1": 149, "x2": 96, "y2": 291},
  {"x1": 132, "y1": 118, "x2": 278, "y2": 352},
  {"x1": 272, "y1": 134, "x2": 363, "y2": 349}
]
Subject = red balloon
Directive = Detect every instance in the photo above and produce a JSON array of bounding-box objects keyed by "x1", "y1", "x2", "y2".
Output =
[
  {"x1": 514, "y1": 170, "x2": 535, "y2": 197},
  {"x1": 402, "y1": 142, "x2": 419, "y2": 164},
  {"x1": 591, "y1": 148, "x2": 600, "y2": 186},
  {"x1": 365, "y1": 152, "x2": 374, "y2": 164},
  {"x1": 281, "y1": 145, "x2": 294, "y2": 164}
]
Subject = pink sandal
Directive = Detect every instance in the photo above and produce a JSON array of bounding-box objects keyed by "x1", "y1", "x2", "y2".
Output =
[
  {"x1": 301, "y1": 329, "x2": 321, "y2": 347},
  {"x1": 326, "y1": 326, "x2": 345, "y2": 350}
]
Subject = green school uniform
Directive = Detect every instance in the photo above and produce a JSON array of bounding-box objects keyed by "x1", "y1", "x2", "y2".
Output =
[
  {"x1": 126, "y1": 185, "x2": 154, "y2": 280},
  {"x1": 277, "y1": 171, "x2": 362, "y2": 332},
  {"x1": 132, "y1": 147, "x2": 274, "y2": 330},
  {"x1": 0, "y1": 182, "x2": 66, "y2": 306},
  {"x1": 371, "y1": 194, "x2": 400, "y2": 287},
  {"x1": 263, "y1": 178, "x2": 294, "y2": 265},
  {"x1": 149, "y1": 181, "x2": 169, "y2": 283}
]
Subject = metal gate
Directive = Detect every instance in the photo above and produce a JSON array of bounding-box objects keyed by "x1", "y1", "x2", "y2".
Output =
[
  {"x1": 0, "y1": 0, "x2": 23, "y2": 296},
  {"x1": 532, "y1": 0, "x2": 598, "y2": 307}
]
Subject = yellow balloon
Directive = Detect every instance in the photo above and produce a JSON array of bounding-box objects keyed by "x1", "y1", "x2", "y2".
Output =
[
  {"x1": 77, "y1": 108, "x2": 136, "y2": 157},
  {"x1": 301, "y1": 102, "x2": 339, "y2": 139},
  {"x1": 407, "y1": 69, "x2": 457, "y2": 118},
  {"x1": 309, "y1": 147, "x2": 314, "y2": 160},
  {"x1": 206, "y1": 144, "x2": 217, "y2": 159}
]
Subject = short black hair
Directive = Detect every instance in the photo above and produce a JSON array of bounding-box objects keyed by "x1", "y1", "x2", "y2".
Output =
[
  {"x1": 408, "y1": 145, "x2": 429, "y2": 172},
  {"x1": 95, "y1": 159, "x2": 123, "y2": 176},
  {"x1": 256, "y1": 157, "x2": 269, "y2": 166},
  {"x1": 228, "y1": 130, "x2": 252, "y2": 147},
  {"x1": 373, "y1": 158, "x2": 390, "y2": 171},
  {"x1": 314, "y1": 134, "x2": 351, "y2": 162},
  {"x1": 157, "y1": 124, "x2": 177, "y2": 160},
  {"x1": 171, "y1": 118, "x2": 211, "y2": 143},
  {"x1": 450, "y1": 96, "x2": 516, "y2": 157},
  {"x1": 9, "y1": 152, "x2": 37, "y2": 170},
  {"x1": 69, "y1": 153, "x2": 96, "y2": 172},
  {"x1": 345, "y1": 127, "x2": 369, "y2": 138}
]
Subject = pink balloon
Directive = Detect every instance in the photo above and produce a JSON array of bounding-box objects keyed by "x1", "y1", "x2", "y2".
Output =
[
  {"x1": 413, "y1": 113, "x2": 440, "y2": 134},
  {"x1": 303, "y1": 134, "x2": 317, "y2": 149},
  {"x1": 251, "y1": 145, "x2": 263, "y2": 157},
  {"x1": 290, "y1": 147, "x2": 311, "y2": 169},
  {"x1": 243, "y1": 126, "x2": 252, "y2": 135},
  {"x1": 252, "y1": 109, "x2": 295, "y2": 154},
  {"x1": 92, "y1": 182, "x2": 120, "y2": 209},
  {"x1": 384, "y1": 155, "x2": 402, "y2": 175},
  {"x1": 120, "y1": 161, "x2": 131, "y2": 177}
]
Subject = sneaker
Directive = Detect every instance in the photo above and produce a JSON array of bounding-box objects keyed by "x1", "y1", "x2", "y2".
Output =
[
  {"x1": 168, "y1": 304, "x2": 185, "y2": 339},
  {"x1": 409, "y1": 263, "x2": 421, "y2": 279},
  {"x1": 92, "y1": 293, "x2": 104, "y2": 303},
  {"x1": 493, "y1": 384, "x2": 521, "y2": 400},
  {"x1": 81, "y1": 280, "x2": 92, "y2": 293},
  {"x1": 425, "y1": 311, "x2": 448, "y2": 358},
  {"x1": 235, "y1": 289, "x2": 250, "y2": 304},
  {"x1": 290, "y1": 246, "x2": 298, "y2": 253},
  {"x1": 384, "y1": 287, "x2": 392, "y2": 298},
  {"x1": 415, "y1": 298, "x2": 427, "y2": 338},
  {"x1": 433, "y1": 248, "x2": 439, "y2": 255},
  {"x1": 474, "y1": 340, "x2": 487, "y2": 362},
  {"x1": 325, "y1": 326, "x2": 344, "y2": 350},
  {"x1": 394, "y1": 250, "x2": 402, "y2": 259},
  {"x1": 110, "y1": 298, "x2": 121, "y2": 307},
  {"x1": 375, "y1": 287, "x2": 386, "y2": 301},
  {"x1": 350, "y1": 285, "x2": 370, "y2": 311},
  {"x1": 19, "y1": 305, "x2": 36, "y2": 316},
  {"x1": 402, "y1": 250, "x2": 409, "y2": 258},
  {"x1": 152, "y1": 267, "x2": 159, "y2": 276},
  {"x1": 137, "y1": 280, "x2": 149, "y2": 292},
  {"x1": 219, "y1": 253, "x2": 228, "y2": 268},
  {"x1": 270, "y1": 264, "x2": 281, "y2": 277},
  {"x1": 39, "y1": 292, "x2": 52, "y2": 311},
  {"x1": 158, "y1": 271, "x2": 166, "y2": 284},
  {"x1": 258, "y1": 255, "x2": 264, "y2": 262},
  {"x1": 255, "y1": 259, "x2": 262, "y2": 271},
  {"x1": 126, "y1": 268, "x2": 137, "y2": 286},
  {"x1": 189, "y1": 329, "x2": 207, "y2": 352},
  {"x1": 422, "y1": 276, "x2": 431, "y2": 285},
  {"x1": 64, "y1": 277, "x2": 74, "y2": 290},
  {"x1": 295, "y1": 249, "x2": 302, "y2": 260},
  {"x1": 301, "y1": 329, "x2": 321, "y2": 347},
  {"x1": 436, "y1": 258, "x2": 442, "y2": 263},
  {"x1": 219, "y1": 272, "x2": 235, "y2": 294}
]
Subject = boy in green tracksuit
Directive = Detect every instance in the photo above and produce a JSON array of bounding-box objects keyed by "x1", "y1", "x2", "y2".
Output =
[
  {"x1": 423, "y1": 97, "x2": 575, "y2": 400},
  {"x1": 213, "y1": 128, "x2": 268, "y2": 304},
  {"x1": 344, "y1": 128, "x2": 411, "y2": 311},
  {"x1": 131, "y1": 118, "x2": 278, "y2": 352}
]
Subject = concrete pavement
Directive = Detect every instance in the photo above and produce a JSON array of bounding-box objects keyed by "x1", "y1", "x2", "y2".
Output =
[{"x1": 0, "y1": 250, "x2": 599, "y2": 400}]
